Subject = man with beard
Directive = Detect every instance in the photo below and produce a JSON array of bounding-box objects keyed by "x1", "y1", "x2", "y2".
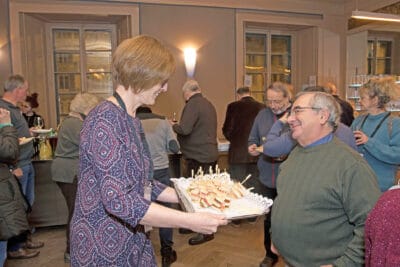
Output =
[{"x1": 248, "y1": 82, "x2": 292, "y2": 267}]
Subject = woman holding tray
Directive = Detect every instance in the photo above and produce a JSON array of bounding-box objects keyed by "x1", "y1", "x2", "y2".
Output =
[{"x1": 69, "y1": 35, "x2": 227, "y2": 267}]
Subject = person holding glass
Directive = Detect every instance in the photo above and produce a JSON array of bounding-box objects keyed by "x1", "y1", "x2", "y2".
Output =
[
  {"x1": 69, "y1": 35, "x2": 227, "y2": 266},
  {"x1": 0, "y1": 75, "x2": 43, "y2": 259},
  {"x1": 351, "y1": 77, "x2": 400, "y2": 192},
  {"x1": 19, "y1": 93, "x2": 44, "y2": 129},
  {"x1": 51, "y1": 93, "x2": 100, "y2": 263}
]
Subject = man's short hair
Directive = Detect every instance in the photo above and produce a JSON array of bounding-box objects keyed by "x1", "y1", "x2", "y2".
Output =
[
  {"x1": 182, "y1": 79, "x2": 201, "y2": 92},
  {"x1": 236, "y1": 87, "x2": 250, "y2": 95},
  {"x1": 267, "y1": 82, "x2": 293, "y2": 101},
  {"x1": 296, "y1": 91, "x2": 341, "y2": 130},
  {"x1": 4, "y1": 74, "x2": 25, "y2": 92}
]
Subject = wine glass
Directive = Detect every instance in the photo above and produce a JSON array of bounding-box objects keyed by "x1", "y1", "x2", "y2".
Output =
[{"x1": 33, "y1": 117, "x2": 44, "y2": 129}]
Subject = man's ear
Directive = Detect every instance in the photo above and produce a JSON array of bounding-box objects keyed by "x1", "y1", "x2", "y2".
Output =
[{"x1": 319, "y1": 109, "x2": 330, "y2": 125}]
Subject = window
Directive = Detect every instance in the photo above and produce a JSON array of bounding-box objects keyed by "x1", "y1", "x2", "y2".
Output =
[
  {"x1": 367, "y1": 39, "x2": 392, "y2": 75},
  {"x1": 51, "y1": 25, "x2": 116, "y2": 122},
  {"x1": 245, "y1": 32, "x2": 292, "y2": 102}
]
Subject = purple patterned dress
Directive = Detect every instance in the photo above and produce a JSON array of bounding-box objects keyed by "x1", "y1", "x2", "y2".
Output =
[{"x1": 70, "y1": 101, "x2": 166, "y2": 266}]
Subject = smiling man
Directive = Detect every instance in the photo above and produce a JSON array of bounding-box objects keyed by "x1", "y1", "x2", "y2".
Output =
[{"x1": 271, "y1": 91, "x2": 381, "y2": 267}]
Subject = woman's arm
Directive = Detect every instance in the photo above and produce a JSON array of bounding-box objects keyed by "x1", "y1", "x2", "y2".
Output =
[{"x1": 140, "y1": 202, "x2": 227, "y2": 234}]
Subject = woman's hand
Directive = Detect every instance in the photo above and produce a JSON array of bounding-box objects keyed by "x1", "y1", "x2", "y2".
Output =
[
  {"x1": 188, "y1": 212, "x2": 228, "y2": 235},
  {"x1": 353, "y1": 130, "x2": 369, "y2": 146}
]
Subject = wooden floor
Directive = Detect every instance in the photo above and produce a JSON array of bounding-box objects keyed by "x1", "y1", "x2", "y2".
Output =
[{"x1": 4, "y1": 216, "x2": 285, "y2": 267}]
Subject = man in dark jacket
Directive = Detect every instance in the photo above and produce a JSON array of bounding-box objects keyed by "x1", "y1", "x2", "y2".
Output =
[
  {"x1": 222, "y1": 86, "x2": 265, "y2": 185},
  {"x1": 172, "y1": 79, "x2": 218, "y2": 246}
]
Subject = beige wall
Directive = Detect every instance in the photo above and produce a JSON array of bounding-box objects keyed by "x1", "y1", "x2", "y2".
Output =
[
  {"x1": 2, "y1": 0, "x2": 396, "y2": 135},
  {"x1": 140, "y1": 4, "x2": 235, "y2": 138}
]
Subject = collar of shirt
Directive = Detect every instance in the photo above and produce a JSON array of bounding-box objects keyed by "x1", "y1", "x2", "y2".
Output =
[{"x1": 304, "y1": 133, "x2": 333, "y2": 148}]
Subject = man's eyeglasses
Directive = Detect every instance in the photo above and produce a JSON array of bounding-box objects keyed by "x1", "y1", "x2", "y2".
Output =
[
  {"x1": 288, "y1": 106, "x2": 321, "y2": 116},
  {"x1": 266, "y1": 99, "x2": 285, "y2": 105}
]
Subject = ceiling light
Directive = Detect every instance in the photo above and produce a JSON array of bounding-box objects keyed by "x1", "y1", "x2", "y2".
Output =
[{"x1": 351, "y1": 10, "x2": 400, "y2": 22}]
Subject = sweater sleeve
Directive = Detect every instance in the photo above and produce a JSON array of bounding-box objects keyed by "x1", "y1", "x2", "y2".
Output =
[
  {"x1": 263, "y1": 120, "x2": 295, "y2": 157},
  {"x1": 248, "y1": 110, "x2": 262, "y2": 146},
  {"x1": 362, "y1": 118, "x2": 400, "y2": 165},
  {"x1": 0, "y1": 126, "x2": 19, "y2": 164},
  {"x1": 172, "y1": 100, "x2": 198, "y2": 136},
  {"x1": 332, "y1": 161, "x2": 381, "y2": 267}
]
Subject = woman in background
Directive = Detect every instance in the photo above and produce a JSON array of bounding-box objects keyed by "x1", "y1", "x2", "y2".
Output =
[
  {"x1": 51, "y1": 93, "x2": 100, "y2": 263},
  {"x1": 19, "y1": 93, "x2": 44, "y2": 128},
  {"x1": 351, "y1": 77, "x2": 400, "y2": 191},
  {"x1": 70, "y1": 35, "x2": 227, "y2": 266}
]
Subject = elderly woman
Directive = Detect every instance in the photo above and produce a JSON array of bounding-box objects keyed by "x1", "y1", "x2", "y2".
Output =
[
  {"x1": 51, "y1": 93, "x2": 101, "y2": 263},
  {"x1": 351, "y1": 77, "x2": 400, "y2": 191},
  {"x1": 70, "y1": 35, "x2": 227, "y2": 266}
]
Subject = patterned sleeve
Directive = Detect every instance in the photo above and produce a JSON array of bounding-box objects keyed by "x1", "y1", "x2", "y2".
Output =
[{"x1": 80, "y1": 107, "x2": 151, "y2": 226}]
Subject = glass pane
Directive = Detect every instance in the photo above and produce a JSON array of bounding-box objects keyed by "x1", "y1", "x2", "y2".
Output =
[
  {"x1": 376, "y1": 41, "x2": 392, "y2": 57},
  {"x1": 367, "y1": 58, "x2": 373, "y2": 74},
  {"x1": 55, "y1": 74, "x2": 81, "y2": 93},
  {"x1": 53, "y1": 30, "x2": 80, "y2": 50},
  {"x1": 246, "y1": 54, "x2": 266, "y2": 72},
  {"x1": 272, "y1": 73, "x2": 291, "y2": 83},
  {"x1": 367, "y1": 41, "x2": 374, "y2": 58},
  {"x1": 246, "y1": 33, "x2": 267, "y2": 53},
  {"x1": 58, "y1": 94, "x2": 75, "y2": 116},
  {"x1": 246, "y1": 73, "x2": 265, "y2": 91},
  {"x1": 271, "y1": 35, "x2": 291, "y2": 53},
  {"x1": 376, "y1": 59, "x2": 391, "y2": 74},
  {"x1": 86, "y1": 73, "x2": 112, "y2": 93},
  {"x1": 54, "y1": 53, "x2": 80, "y2": 72},
  {"x1": 251, "y1": 91, "x2": 265, "y2": 103},
  {"x1": 85, "y1": 30, "x2": 112, "y2": 50},
  {"x1": 86, "y1": 52, "x2": 112, "y2": 72},
  {"x1": 271, "y1": 55, "x2": 291, "y2": 73}
]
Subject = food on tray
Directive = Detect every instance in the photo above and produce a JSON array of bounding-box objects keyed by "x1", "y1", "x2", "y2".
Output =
[{"x1": 186, "y1": 167, "x2": 249, "y2": 211}]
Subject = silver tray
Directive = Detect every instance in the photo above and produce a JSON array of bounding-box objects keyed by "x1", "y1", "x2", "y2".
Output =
[{"x1": 172, "y1": 177, "x2": 273, "y2": 220}]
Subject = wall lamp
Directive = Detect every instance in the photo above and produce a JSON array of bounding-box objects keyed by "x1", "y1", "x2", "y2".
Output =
[
  {"x1": 351, "y1": 10, "x2": 400, "y2": 23},
  {"x1": 183, "y1": 47, "x2": 197, "y2": 78}
]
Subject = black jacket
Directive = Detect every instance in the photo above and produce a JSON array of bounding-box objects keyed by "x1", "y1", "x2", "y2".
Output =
[
  {"x1": 222, "y1": 96, "x2": 265, "y2": 164},
  {"x1": 0, "y1": 126, "x2": 29, "y2": 240}
]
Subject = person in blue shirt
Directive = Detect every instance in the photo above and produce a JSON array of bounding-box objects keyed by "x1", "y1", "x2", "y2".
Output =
[{"x1": 351, "y1": 77, "x2": 400, "y2": 192}]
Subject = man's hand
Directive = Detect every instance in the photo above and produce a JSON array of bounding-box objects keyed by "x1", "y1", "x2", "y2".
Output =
[
  {"x1": 12, "y1": 168, "x2": 23, "y2": 178},
  {"x1": 248, "y1": 144, "x2": 260, "y2": 156}
]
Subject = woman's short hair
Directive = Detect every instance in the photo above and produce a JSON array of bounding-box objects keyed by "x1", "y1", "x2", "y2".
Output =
[
  {"x1": 112, "y1": 35, "x2": 175, "y2": 93},
  {"x1": 70, "y1": 93, "x2": 101, "y2": 115},
  {"x1": 26, "y1": 93, "x2": 39, "y2": 108},
  {"x1": 361, "y1": 77, "x2": 400, "y2": 108}
]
